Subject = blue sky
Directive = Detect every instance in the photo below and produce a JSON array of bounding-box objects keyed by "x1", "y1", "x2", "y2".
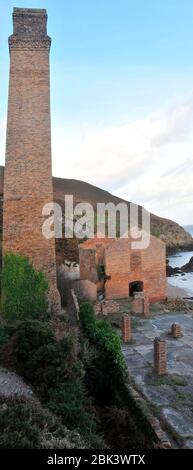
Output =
[{"x1": 1, "y1": 0, "x2": 193, "y2": 224}]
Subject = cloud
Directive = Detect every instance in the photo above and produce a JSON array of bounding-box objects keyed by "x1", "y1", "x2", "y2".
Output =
[
  {"x1": 52, "y1": 98, "x2": 193, "y2": 224},
  {"x1": 152, "y1": 101, "x2": 193, "y2": 147},
  {"x1": 1, "y1": 98, "x2": 193, "y2": 225}
]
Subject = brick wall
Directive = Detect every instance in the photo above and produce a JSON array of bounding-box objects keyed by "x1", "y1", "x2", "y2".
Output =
[
  {"x1": 79, "y1": 236, "x2": 166, "y2": 302},
  {"x1": 3, "y1": 8, "x2": 60, "y2": 312},
  {"x1": 104, "y1": 237, "x2": 166, "y2": 302},
  {"x1": 79, "y1": 247, "x2": 98, "y2": 283}
]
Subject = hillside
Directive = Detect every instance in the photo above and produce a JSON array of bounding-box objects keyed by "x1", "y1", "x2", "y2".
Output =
[
  {"x1": 53, "y1": 175, "x2": 193, "y2": 257},
  {"x1": 0, "y1": 165, "x2": 193, "y2": 264}
]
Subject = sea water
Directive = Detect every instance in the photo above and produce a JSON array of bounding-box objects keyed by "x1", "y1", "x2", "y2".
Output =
[{"x1": 167, "y1": 224, "x2": 193, "y2": 296}]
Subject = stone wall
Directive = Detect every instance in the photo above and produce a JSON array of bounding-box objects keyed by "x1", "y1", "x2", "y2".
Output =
[
  {"x1": 72, "y1": 279, "x2": 97, "y2": 303},
  {"x1": 67, "y1": 289, "x2": 79, "y2": 326}
]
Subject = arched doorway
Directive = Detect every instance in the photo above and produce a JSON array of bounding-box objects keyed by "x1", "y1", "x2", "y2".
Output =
[{"x1": 129, "y1": 281, "x2": 143, "y2": 298}]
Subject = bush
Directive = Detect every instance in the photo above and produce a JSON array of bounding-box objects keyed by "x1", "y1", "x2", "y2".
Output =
[
  {"x1": 47, "y1": 381, "x2": 96, "y2": 435},
  {"x1": 14, "y1": 322, "x2": 83, "y2": 396},
  {"x1": 1, "y1": 252, "x2": 49, "y2": 322},
  {"x1": 15, "y1": 320, "x2": 54, "y2": 363},
  {"x1": 0, "y1": 322, "x2": 11, "y2": 362},
  {"x1": 0, "y1": 398, "x2": 85, "y2": 449},
  {"x1": 80, "y1": 302, "x2": 127, "y2": 404},
  {"x1": 0, "y1": 401, "x2": 39, "y2": 449},
  {"x1": 96, "y1": 320, "x2": 127, "y2": 382},
  {"x1": 24, "y1": 338, "x2": 83, "y2": 396},
  {"x1": 79, "y1": 302, "x2": 97, "y2": 341}
]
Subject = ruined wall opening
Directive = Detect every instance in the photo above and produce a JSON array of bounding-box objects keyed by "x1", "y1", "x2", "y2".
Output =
[{"x1": 129, "y1": 281, "x2": 143, "y2": 297}]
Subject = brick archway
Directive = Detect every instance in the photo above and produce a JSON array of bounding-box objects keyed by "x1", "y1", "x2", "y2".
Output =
[{"x1": 129, "y1": 281, "x2": 143, "y2": 298}]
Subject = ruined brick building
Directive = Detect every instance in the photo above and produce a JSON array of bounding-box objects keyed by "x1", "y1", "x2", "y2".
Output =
[
  {"x1": 3, "y1": 8, "x2": 60, "y2": 311},
  {"x1": 79, "y1": 236, "x2": 166, "y2": 302}
]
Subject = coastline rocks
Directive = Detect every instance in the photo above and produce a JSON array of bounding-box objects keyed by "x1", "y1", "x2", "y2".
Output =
[
  {"x1": 181, "y1": 256, "x2": 193, "y2": 273},
  {"x1": 166, "y1": 260, "x2": 182, "y2": 277},
  {"x1": 166, "y1": 255, "x2": 193, "y2": 278}
]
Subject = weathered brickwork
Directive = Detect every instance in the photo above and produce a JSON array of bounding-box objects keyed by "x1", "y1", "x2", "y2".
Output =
[
  {"x1": 132, "y1": 293, "x2": 150, "y2": 317},
  {"x1": 79, "y1": 235, "x2": 166, "y2": 302},
  {"x1": 105, "y1": 237, "x2": 166, "y2": 302},
  {"x1": 144, "y1": 296, "x2": 150, "y2": 317},
  {"x1": 101, "y1": 299, "x2": 120, "y2": 315},
  {"x1": 171, "y1": 323, "x2": 182, "y2": 338},
  {"x1": 3, "y1": 8, "x2": 60, "y2": 312},
  {"x1": 154, "y1": 338, "x2": 167, "y2": 376},
  {"x1": 132, "y1": 293, "x2": 144, "y2": 315},
  {"x1": 122, "y1": 315, "x2": 131, "y2": 343}
]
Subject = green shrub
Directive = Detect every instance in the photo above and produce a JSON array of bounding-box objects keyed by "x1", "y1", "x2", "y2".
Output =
[
  {"x1": 0, "y1": 399, "x2": 41, "y2": 449},
  {"x1": 15, "y1": 323, "x2": 83, "y2": 396},
  {"x1": 79, "y1": 302, "x2": 97, "y2": 341},
  {"x1": 80, "y1": 302, "x2": 127, "y2": 404},
  {"x1": 96, "y1": 320, "x2": 127, "y2": 380},
  {"x1": 15, "y1": 319, "x2": 54, "y2": 363},
  {"x1": 1, "y1": 252, "x2": 49, "y2": 322},
  {"x1": 0, "y1": 398, "x2": 85, "y2": 449},
  {"x1": 25, "y1": 338, "x2": 83, "y2": 395},
  {"x1": 47, "y1": 381, "x2": 95, "y2": 434},
  {"x1": 0, "y1": 322, "x2": 11, "y2": 362}
]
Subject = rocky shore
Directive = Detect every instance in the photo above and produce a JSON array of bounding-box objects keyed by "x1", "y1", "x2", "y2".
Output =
[{"x1": 167, "y1": 256, "x2": 193, "y2": 277}]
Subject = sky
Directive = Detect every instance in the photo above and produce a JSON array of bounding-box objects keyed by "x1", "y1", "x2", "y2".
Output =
[{"x1": 1, "y1": 0, "x2": 193, "y2": 225}]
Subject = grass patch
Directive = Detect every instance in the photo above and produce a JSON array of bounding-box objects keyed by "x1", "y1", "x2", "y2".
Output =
[{"x1": 145, "y1": 372, "x2": 187, "y2": 388}]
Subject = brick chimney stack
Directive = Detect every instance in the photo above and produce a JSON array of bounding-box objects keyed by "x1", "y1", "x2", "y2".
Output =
[{"x1": 3, "y1": 8, "x2": 61, "y2": 312}]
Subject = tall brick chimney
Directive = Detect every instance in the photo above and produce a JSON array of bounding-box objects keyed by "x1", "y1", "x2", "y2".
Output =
[{"x1": 3, "y1": 8, "x2": 61, "y2": 312}]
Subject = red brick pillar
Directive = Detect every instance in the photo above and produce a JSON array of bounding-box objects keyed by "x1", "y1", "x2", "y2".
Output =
[
  {"x1": 171, "y1": 323, "x2": 182, "y2": 338},
  {"x1": 154, "y1": 338, "x2": 167, "y2": 375},
  {"x1": 132, "y1": 293, "x2": 144, "y2": 315},
  {"x1": 144, "y1": 296, "x2": 149, "y2": 317},
  {"x1": 122, "y1": 315, "x2": 131, "y2": 343},
  {"x1": 132, "y1": 293, "x2": 149, "y2": 317}
]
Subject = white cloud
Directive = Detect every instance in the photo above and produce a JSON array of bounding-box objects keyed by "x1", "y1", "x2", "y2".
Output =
[
  {"x1": 52, "y1": 99, "x2": 193, "y2": 224},
  {"x1": 1, "y1": 99, "x2": 193, "y2": 225}
]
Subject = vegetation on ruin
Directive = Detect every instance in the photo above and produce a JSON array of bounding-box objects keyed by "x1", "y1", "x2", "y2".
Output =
[
  {"x1": 0, "y1": 397, "x2": 85, "y2": 449},
  {"x1": 1, "y1": 253, "x2": 49, "y2": 322},
  {"x1": 0, "y1": 256, "x2": 156, "y2": 448},
  {"x1": 79, "y1": 302, "x2": 156, "y2": 447}
]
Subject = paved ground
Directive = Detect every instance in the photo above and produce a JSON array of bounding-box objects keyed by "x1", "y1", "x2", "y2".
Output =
[{"x1": 121, "y1": 312, "x2": 193, "y2": 449}]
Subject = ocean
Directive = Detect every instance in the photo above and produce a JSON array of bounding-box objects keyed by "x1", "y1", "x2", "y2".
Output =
[{"x1": 168, "y1": 224, "x2": 193, "y2": 296}]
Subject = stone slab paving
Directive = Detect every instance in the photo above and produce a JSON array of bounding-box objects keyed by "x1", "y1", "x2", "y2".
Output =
[{"x1": 122, "y1": 313, "x2": 193, "y2": 448}]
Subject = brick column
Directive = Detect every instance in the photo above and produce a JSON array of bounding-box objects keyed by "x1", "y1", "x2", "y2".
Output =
[
  {"x1": 144, "y1": 296, "x2": 149, "y2": 317},
  {"x1": 132, "y1": 292, "x2": 149, "y2": 316},
  {"x1": 122, "y1": 315, "x2": 131, "y2": 343},
  {"x1": 171, "y1": 323, "x2": 182, "y2": 338},
  {"x1": 132, "y1": 293, "x2": 144, "y2": 314},
  {"x1": 3, "y1": 8, "x2": 61, "y2": 313},
  {"x1": 154, "y1": 338, "x2": 167, "y2": 376}
]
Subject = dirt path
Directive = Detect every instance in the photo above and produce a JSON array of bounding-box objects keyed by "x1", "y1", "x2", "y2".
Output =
[{"x1": 0, "y1": 367, "x2": 36, "y2": 401}]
